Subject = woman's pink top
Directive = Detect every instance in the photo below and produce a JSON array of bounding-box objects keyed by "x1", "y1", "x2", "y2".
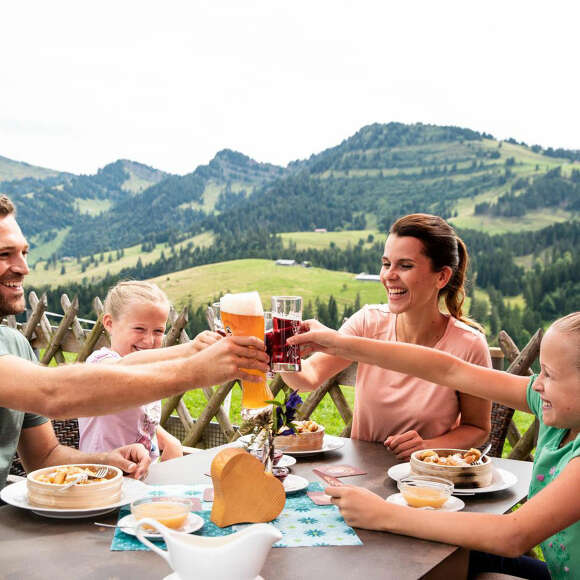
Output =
[
  {"x1": 78, "y1": 348, "x2": 161, "y2": 459},
  {"x1": 340, "y1": 305, "x2": 491, "y2": 443}
]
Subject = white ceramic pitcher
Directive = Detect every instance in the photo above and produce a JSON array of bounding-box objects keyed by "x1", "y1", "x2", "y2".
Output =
[{"x1": 135, "y1": 518, "x2": 282, "y2": 580}]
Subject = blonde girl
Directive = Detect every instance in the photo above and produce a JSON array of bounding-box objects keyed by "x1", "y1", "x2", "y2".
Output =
[
  {"x1": 79, "y1": 281, "x2": 213, "y2": 461},
  {"x1": 289, "y1": 313, "x2": 580, "y2": 579}
]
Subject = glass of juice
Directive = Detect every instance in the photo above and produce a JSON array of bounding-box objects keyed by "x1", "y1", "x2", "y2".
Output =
[
  {"x1": 270, "y1": 296, "x2": 302, "y2": 372},
  {"x1": 220, "y1": 291, "x2": 273, "y2": 418},
  {"x1": 131, "y1": 496, "x2": 191, "y2": 530}
]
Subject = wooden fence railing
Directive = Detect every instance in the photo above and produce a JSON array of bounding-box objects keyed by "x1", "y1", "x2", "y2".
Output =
[{"x1": 1, "y1": 292, "x2": 539, "y2": 458}]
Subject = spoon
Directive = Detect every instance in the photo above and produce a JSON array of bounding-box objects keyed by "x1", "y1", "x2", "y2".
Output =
[{"x1": 94, "y1": 522, "x2": 135, "y2": 530}]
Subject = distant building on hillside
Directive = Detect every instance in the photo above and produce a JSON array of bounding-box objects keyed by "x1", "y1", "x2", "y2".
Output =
[
  {"x1": 355, "y1": 273, "x2": 381, "y2": 282},
  {"x1": 301, "y1": 261, "x2": 311, "y2": 268},
  {"x1": 314, "y1": 228, "x2": 327, "y2": 233},
  {"x1": 275, "y1": 259, "x2": 297, "y2": 266}
]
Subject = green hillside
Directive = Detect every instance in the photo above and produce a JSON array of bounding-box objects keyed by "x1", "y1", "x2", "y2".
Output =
[
  {"x1": 30, "y1": 228, "x2": 383, "y2": 289},
  {"x1": 150, "y1": 258, "x2": 388, "y2": 311},
  {"x1": 8, "y1": 122, "x2": 579, "y2": 263},
  {"x1": 28, "y1": 232, "x2": 215, "y2": 286},
  {"x1": 0, "y1": 155, "x2": 62, "y2": 182},
  {"x1": 280, "y1": 229, "x2": 381, "y2": 250}
]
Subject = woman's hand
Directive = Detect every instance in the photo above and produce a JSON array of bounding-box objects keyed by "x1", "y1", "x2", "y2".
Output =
[
  {"x1": 191, "y1": 330, "x2": 223, "y2": 353},
  {"x1": 384, "y1": 430, "x2": 427, "y2": 460},
  {"x1": 325, "y1": 485, "x2": 392, "y2": 531},
  {"x1": 287, "y1": 319, "x2": 342, "y2": 357}
]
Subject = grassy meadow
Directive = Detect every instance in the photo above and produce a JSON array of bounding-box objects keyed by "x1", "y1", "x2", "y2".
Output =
[
  {"x1": 152, "y1": 258, "x2": 387, "y2": 311},
  {"x1": 280, "y1": 229, "x2": 380, "y2": 250}
]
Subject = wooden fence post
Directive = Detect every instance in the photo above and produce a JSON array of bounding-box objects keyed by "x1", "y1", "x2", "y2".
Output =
[
  {"x1": 40, "y1": 296, "x2": 79, "y2": 365},
  {"x1": 23, "y1": 293, "x2": 47, "y2": 341},
  {"x1": 76, "y1": 298, "x2": 107, "y2": 362},
  {"x1": 498, "y1": 329, "x2": 543, "y2": 461},
  {"x1": 28, "y1": 291, "x2": 66, "y2": 365}
]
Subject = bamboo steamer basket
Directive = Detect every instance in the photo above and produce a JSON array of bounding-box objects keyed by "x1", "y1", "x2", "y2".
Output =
[
  {"x1": 410, "y1": 449, "x2": 493, "y2": 488},
  {"x1": 27, "y1": 464, "x2": 123, "y2": 509},
  {"x1": 274, "y1": 425, "x2": 325, "y2": 452}
]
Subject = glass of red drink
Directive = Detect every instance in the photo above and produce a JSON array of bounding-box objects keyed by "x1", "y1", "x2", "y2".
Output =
[{"x1": 270, "y1": 296, "x2": 302, "y2": 372}]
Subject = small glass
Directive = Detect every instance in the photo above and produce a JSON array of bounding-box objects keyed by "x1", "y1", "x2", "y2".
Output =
[
  {"x1": 270, "y1": 296, "x2": 302, "y2": 372},
  {"x1": 131, "y1": 496, "x2": 191, "y2": 530},
  {"x1": 397, "y1": 475, "x2": 453, "y2": 509},
  {"x1": 207, "y1": 301, "x2": 226, "y2": 336},
  {"x1": 272, "y1": 466, "x2": 289, "y2": 483}
]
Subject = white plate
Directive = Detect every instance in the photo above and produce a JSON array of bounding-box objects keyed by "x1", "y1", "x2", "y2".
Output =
[
  {"x1": 386, "y1": 463, "x2": 518, "y2": 494},
  {"x1": 276, "y1": 454, "x2": 297, "y2": 468},
  {"x1": 163, "y1": 572, "x2": 264, "y2": 580},
  {"x1": 116, "y1": 512, "x2": 204, "y2": 538},
  {"x1": 283, "y1": 474, "x2": 309, "y2": 494},
  {"x1": 0, "y1": 477, "x2": 150, "y2": 519},
  {"x1": 281, "y1": 436, "x2": 345, "y2": 457},
  {"x1": 386, "y1": 493, "x2": 465, "y2": 512}
]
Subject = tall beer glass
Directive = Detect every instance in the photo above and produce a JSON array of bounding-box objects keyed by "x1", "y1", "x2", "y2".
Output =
[
  {"x1": 220, "y1": 292, "x2": 273, "y2": 416},
  {"x1": 270, "y1": 296, "x2": 302, "y2": 372}
]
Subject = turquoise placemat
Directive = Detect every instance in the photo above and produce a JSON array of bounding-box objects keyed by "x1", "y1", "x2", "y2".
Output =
[{"x1": 111, "y1": 483, "x2": 361, "y2": 551}]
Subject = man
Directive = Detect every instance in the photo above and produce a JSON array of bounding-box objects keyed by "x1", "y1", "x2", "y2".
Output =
[{"x1": 0, "y1": 195, "x2": 269, "y2": 489}]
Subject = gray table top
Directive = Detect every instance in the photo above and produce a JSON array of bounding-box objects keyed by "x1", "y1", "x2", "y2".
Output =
[{"x1": 0, "y1": 438, "x2": 532, "y2": 580}]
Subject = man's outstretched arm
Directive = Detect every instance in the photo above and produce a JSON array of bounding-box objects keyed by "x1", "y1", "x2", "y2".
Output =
[{"x1": 0, "y1": 336, "x2": 269, "y2": 418}]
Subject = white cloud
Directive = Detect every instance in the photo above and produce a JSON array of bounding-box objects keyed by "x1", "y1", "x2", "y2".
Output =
[{"x1": 1, "y1": 0, "x2": 578, "y2": 175}]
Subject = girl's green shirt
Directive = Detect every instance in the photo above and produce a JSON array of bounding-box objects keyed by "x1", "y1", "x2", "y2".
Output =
[{"x1": 527, "y1": 375, "x2": 580, "y2": 579}]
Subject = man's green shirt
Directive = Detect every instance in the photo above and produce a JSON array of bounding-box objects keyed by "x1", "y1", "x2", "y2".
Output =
[{"x1": 0, "y1": 326, "x2": 48, "y2": 490}]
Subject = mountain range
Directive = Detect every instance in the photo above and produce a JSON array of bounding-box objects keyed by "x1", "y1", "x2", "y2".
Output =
[{"x1": 1, "y1": 122, "x2": 578, "y2": 261}]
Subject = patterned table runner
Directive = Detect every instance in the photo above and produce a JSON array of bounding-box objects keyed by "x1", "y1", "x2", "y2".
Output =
[{"x1": 111, "y1": 482, "x2": 362, "y2": 550}]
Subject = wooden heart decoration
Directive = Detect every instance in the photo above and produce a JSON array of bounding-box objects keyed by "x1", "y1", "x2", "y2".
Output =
[{"x1": 210, "y1": 447, "x2": 286, "y2": 527}]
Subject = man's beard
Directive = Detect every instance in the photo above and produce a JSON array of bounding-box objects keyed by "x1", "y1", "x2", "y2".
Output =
[{"x1": 0, "y1": 293, "x2": 25, "y2": 317}]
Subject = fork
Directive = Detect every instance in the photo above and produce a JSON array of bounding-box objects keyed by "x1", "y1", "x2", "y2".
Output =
[
  {"x1": 473, "y1": 443, "x2": 492, "y2": 465},
  {"x1": 57, "y1": 467, "x2": 108, "y2": 491},
  {"x1": 57, "y1": 473, "x2": 88, "y2": 491},
  {"x1": 88, "y1": 466, "x2": 109, "y2": 479}
]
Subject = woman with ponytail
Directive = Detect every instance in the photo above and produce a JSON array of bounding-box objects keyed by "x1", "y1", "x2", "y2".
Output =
[{"x1": 282, "y1": 213, "x2": 491, "y2": 458}]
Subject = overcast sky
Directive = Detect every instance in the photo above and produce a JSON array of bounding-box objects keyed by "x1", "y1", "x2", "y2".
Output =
[{"x1": 1, "y1": 1, "x2": 578, "y2": 176}]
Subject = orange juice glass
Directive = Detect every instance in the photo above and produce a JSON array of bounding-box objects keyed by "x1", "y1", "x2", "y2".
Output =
[
  {"x1": 131, "y1": 497, "x2": 190, "y2": 530},
  {"x1": 220, "y1": 292, "x2": 273, "y2": 413}
]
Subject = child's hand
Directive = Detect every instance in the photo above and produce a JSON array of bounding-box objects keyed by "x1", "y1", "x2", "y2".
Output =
[
  {"x1": 160, "y1": 435, "x2": 183, "y2": 462},
  {"x1": 191, "y1": 330, "x2": 223, "y2": 353},
  {"x1": 105, "y1": 443, "x2": 151, "y2": 480},
  {"x1": 325, "y1": 485, "x2": 392, "y2": 531},
  {"x1": 384, "y1": 430, "x2": 426, "y2": 460}
]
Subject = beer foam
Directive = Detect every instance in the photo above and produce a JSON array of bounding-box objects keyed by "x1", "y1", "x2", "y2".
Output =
[{"x1": 220, "y1": 291, "x2": 264, "y2": 316}]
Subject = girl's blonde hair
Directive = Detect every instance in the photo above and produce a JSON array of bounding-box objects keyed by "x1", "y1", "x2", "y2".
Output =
[
  {"x1": 551, "y1": 312, "x2": 580, "y2": 369},
  {"x1": 103, "y1": 280, "x2": 170, "y2": 319}
]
